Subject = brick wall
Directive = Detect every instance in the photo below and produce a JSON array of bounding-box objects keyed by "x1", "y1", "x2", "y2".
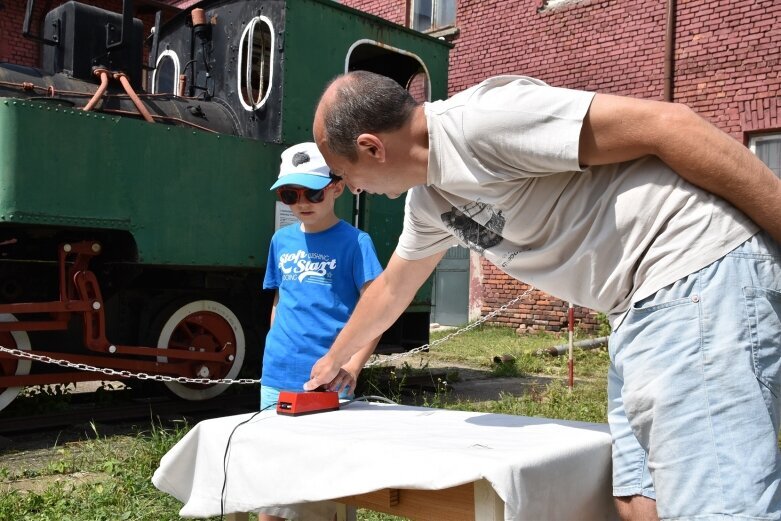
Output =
[
  {"x1": 341, "y1": 0, "x2": 407, "y2": 25},
  {"x1": 481, "y1": 262, "x2": 600, "y2": 334},
  {"x1": 343, "y1": 0, "x2": 781, "y2": 333}
]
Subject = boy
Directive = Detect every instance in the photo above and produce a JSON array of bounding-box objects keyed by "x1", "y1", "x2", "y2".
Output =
[{"x1": 259, "y1": 142, "x2": 383, "y2": 521}]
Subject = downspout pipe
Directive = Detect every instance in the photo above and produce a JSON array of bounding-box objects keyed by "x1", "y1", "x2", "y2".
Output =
[{"x1": 664, "y1": 0, "x2": 677, "y2": 102}]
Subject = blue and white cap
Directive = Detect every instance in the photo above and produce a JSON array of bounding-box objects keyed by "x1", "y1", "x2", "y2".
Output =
[{"x1": 270, "y1": 142, "x2": 332, "y2": 190}]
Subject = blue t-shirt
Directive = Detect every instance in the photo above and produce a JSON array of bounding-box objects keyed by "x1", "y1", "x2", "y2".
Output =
[{"x1": 261, "y1": 220, "x2": 383, "y2": 390}]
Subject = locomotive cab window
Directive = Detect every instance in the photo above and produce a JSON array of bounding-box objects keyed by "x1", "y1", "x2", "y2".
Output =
[
  {"x1": 346, "y1": 41, "x2": 431, "y2": 102},
  {"x1": 152, "y1": 50, "x2": 180, "y2": 95},
  {"x1": 237, "y1": 16, "x2": 275, "y2": 111}
]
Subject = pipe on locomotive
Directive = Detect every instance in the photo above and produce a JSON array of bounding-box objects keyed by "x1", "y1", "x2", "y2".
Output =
[
  {"x1": 83, "y1": 68, "x2": 110, "y2": 112},
  {"x1": 0, "y1": 65, "x2": 240, "y2": 135},
  {"x1": 114, "y1": 71, "x2": 154, "y2": 123}
]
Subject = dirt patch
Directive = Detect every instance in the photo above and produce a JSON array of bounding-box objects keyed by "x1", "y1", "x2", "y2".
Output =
[{"x1": 1, "y1": 470, "x2": 107, "y2": 494}]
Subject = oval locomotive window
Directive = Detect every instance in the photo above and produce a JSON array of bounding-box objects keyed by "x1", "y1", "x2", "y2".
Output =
[
  {"x1": 237, "y1": 16, "x2": 275, "y2": 111},
  {"x1": 152, "y1": 49, "x2": 180, "y2": 95}
]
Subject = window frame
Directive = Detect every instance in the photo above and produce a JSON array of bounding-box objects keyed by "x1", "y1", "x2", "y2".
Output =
[
  {"x1": 236, "y1": 15, "x2": 275, "y2": 112},
  {"x1": 409, "y1": 0, "x2": 456, "y2": 33},
  {"x1": 748, "y1": 133, "x2": 781, "y2": 178},
  {"x1": 151, "y1": 49, "x2": 180, "y2": 95},
  {"x1": 344, "y1": 40, "x2": 432, "y2": 103}
]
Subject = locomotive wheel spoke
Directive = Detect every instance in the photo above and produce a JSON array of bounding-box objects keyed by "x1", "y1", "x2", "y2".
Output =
[
  {"x1": 0, "y1": 314, "x2": 32, "y2": 412},
  {"x1": 154, "y1": 300, "x2": 245, "y2": 401}
]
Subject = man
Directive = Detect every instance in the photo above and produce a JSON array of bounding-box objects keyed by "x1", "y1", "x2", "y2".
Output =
[{"x1": 306, "y1": 71, "x2": 781, "y2": 520}]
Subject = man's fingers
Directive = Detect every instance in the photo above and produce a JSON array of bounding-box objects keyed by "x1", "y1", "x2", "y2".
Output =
[{"x1": 303, "y1": 377, "x2": 322, "y2": 391}]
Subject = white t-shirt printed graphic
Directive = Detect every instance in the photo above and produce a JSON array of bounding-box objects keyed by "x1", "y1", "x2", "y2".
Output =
[
  {"x1": 278, "y1": 249, "x2": 338, "y2": 283},
  {"x1": 440, "y1": 202, "x2": 505, "y2": 254},
  {"x1": 396, "y1": 75, "x2": 756, "y2": 326}
]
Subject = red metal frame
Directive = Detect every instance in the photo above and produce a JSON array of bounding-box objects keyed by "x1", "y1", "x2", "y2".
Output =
[{"x1": 0, "y1": 241, "x2": 237, "y2": 388}]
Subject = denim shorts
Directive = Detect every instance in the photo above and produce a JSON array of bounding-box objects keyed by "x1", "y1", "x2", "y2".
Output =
[
  {"x1": 260, "y1": 384, "x2": 352, "y2": 411},
  {"x1": 609, "y1": 231, "x2": 781, "y2": 520}
]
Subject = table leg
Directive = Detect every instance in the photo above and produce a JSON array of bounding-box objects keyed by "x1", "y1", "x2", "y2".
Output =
[
  {"x1": 335, "y1": 503, "x2": 357, "y2": 521},
  {"x1": 474, "y1": 479, "x2": 504, "y2": 520}
]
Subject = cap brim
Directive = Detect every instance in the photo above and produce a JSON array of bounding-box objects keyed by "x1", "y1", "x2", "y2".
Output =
[{"x1": 270, "y1": 173, "x2": 331, "y2": 191}]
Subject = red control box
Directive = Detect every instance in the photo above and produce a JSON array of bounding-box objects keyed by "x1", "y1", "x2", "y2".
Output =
[{"x1": 276, "y1": 390, "x2": 340, "y2": 416}]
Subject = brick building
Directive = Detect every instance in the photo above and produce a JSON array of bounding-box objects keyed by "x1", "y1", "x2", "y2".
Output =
[
  {"x1": 341, "y1": 0, "x2": 781, "y2": 333},
  {"x1": 3, "y1": 0, "x2": 778, "y2": 333}
]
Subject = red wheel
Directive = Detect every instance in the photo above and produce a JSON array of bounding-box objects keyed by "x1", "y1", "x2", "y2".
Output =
[
  {"x1": 0, "y1": 314, "x2": 31, "y2": 412},
  {"x1": 154, "y1": 300, "x2": 246, "y2": 400}
]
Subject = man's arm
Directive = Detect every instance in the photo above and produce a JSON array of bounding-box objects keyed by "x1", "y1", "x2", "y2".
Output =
[
  {"x1": 580, "y1": 93, "x2": 781, "y2": 243},
  {"x1": 304, "y1": 250, "x2": 446, "y2": 391},
  {"x1": 328, "y1": 281, "x2": 382, "y2": 393}
]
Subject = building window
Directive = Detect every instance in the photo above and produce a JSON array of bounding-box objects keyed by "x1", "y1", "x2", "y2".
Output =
[
  {"x1": 749, "y1": 134, "x2": 781, "y2": 178},
  {"x1": 237, "y1": 16, "x2": 275, "y2": 111},
  {"x1": 410, "y1": 0, "x2": 456, "y2": 32},
  {"x1": 152, "y1": 49, "x2": 180, "y2": 95}
]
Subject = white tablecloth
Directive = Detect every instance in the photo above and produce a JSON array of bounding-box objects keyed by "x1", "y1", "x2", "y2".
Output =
[{"x1": 152, "y1": 402, "x2": 616, "y2": 520}]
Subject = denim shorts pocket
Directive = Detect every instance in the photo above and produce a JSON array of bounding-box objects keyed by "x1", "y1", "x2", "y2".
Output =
[
  {"x1": 743, "y1": 286, "x2": 781, "y2": 404},
  {"x1": 630, "y1": 295, "x2": 694, "y2": 315}
]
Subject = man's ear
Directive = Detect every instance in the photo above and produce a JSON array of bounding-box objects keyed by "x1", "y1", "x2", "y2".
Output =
[{"x1": 356, "y1": 134, "x2": 385, "y2": 162}]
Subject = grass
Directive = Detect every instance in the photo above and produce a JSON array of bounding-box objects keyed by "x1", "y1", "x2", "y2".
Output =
[{"x1": 0, "y1": 325, "x2": 609, "y2": 521}]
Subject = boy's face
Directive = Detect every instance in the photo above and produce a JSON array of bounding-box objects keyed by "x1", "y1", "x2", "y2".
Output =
[{"x1": 279, "y1": 180, "x2": 344, "y2": 227}]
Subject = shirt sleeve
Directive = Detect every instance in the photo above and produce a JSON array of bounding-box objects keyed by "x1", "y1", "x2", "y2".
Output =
[
  {"x1": 395, "y1": 188, "x2": 460, "y2": 261},
  {"x1": 462, "y1": 76, "x2": 595, "y2": 175},
  {"x1": 262, "y1": 235, "x2": 280, "y2": 290},
  {"x1": 353, "y1": 232, "x2": 383, "y2": 289}
]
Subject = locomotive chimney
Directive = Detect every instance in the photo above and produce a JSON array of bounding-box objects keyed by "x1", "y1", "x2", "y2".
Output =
[{"x1": 191, "y1": 8, "x2": 211, "y2": 41}]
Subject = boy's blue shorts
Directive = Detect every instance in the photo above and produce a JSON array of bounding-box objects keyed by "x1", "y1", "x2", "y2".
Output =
[{"x1": 609, "y1": 231, "x2": 781, "y2": 519}]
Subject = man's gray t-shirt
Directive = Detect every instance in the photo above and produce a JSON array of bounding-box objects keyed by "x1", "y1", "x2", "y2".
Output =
[{"x1": 395, "y1": 75, "x2": 757, "y2": 326}]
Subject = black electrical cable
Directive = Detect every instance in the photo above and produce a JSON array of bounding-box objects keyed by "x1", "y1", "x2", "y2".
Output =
[
  {"x1": 220, "y1": 403, "x2": 277, "y2": 520},
  {"x1": 218, "y1": 395, "x2": 395, "y2": 519}
]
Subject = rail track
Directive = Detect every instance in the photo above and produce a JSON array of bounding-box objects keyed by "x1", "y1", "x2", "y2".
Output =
[{"x1": 0, "y1": 388, "x2": 259, "y2": 435}]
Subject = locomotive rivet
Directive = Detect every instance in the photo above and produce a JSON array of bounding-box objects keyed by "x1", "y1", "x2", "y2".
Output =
[
  {"x1": 228, "y1": 355, "x2": 235, "y2": 362},
  {"x1": 91, "y1": 243, "x2": 101, "y2": 253},
  {"x1": 92, "y1": 301, "x2": 101, "y2": 310},
  {"x1": 63, "y1": 243, "x2": 72, "y2": 252},
  {"x1": 108, "y1": 345, "x2": 117, "y2": 354}
]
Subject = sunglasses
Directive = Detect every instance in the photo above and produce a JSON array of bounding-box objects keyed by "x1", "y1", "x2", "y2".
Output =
[{"x1": 275, "y1": 182, "x2": 335, "y2": 205}]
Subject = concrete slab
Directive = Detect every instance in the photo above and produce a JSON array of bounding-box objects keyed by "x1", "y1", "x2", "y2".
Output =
[{"x1": 447, "y1": 375, "x2": 554, "y2": 402}]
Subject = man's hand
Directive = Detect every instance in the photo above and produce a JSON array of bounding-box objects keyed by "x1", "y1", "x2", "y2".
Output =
[
  {"x1": 304, "y1": 252, "x2": 445, "y2": 392},
  {"x1": 330, "y1": 366, "x2": 359, "y2": 394},
  {"x1": 304, "y1": 354, "x2": 341, "y2": 391}
]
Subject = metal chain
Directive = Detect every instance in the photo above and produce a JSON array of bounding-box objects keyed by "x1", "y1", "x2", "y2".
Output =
[
  {"x1": 0, "y1": 346, "x2": 260, "y2": 385},
  {"x1": 365, "y1": 285, "x2": 535, "y2": 367},
  {"x1": 0, "y1": 287, "x2": 535, "y2": 385}
]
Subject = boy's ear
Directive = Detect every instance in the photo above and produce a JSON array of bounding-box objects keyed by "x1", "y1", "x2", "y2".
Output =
[
  {"x1": 331, "y1": 179, "x2": 345, "y2": 198},
  {"x1": 356, "y1": 133, "x2": 385, "y2": 162}
]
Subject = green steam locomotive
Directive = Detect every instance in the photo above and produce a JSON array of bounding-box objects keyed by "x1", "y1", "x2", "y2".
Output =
[{"x1": 0, "y1": 0, "x2": 449, "y2": 411}]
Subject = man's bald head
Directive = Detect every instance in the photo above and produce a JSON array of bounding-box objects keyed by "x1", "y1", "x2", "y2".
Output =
[{"x1": 315, "y1": 71, "x2": 419, "y2": 161}]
